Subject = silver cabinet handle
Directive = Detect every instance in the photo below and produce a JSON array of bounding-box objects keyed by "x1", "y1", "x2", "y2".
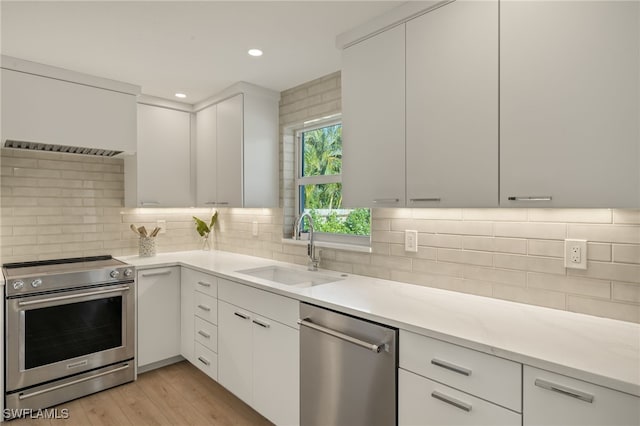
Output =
[
  {"x1": 140, "y1": 201, "x2": 160, "y2": 206},
  {"x1": 197, "y1": 330, "x2": 211, "y2": 339},
  {"x1": 508, "y1": 196, "x2": 552, "y2": 201},
  {"x1": 141, "y1": 270, "x2": 171, "y2": 278},
  {"x1": 298, "y1": 318, "x2": 386, "y2": 353},
  {"x1": 204, "y1": 202, "x2": 216, "y2": 205},
  {"x1": 217, "y1": 202, "x2": 229, "y2": 205},
  {"x1": 252, "y1": 319, "x2": 270, "y2": 328},
  {"x1": 431, "y1": 359, "x2": 472, "y2": 376},
  {"x1": 372, "y1": 198, "x2": 400, "y2": 204},
  {"x1": 234, "y1": 312, "x2": 250, "y2": 320},
  {"x1": 197, "y1": 356, "x2": 211, "y2": 366},
  {"x1": 534, "y1": 379, "x2": 594, "y2": 403},
  {"x1": 18, "y1": 285, "x2": 130, "y2": 307},
  {"x1": 197, "y1": 281, "x2": 212, "y2": 288},
  {"x1": 431, "y1": 391, "x2": 472, "y2": 412},
  {"x1": 410, "y1": 198, "x2": 441, "y2": 202},
  {"x1": 197, "y1": 304, "x2": 211, "y2": 312},
  {"x1": 19, "y1": 363, "x2": 130, "y2": 400}
]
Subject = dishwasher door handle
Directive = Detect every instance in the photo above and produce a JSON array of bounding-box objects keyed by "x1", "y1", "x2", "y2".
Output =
[{"x1": 298, "y1": 318, "x2": 387, "y2": 353}]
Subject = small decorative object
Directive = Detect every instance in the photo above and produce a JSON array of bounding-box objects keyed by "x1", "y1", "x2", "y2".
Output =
[
  {"x1": 193, "y1": 212, "x2": 218, "y2": 251},
  {"x1": 131, "y1": 225, "x2": 161, "y2": 257}
]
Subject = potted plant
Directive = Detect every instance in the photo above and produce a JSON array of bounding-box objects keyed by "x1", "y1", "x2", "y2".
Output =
[{"x1": 193, "y1": 212, "x2": 218, "y2": 251}]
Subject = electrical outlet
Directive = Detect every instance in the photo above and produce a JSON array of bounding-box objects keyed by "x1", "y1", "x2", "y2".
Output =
[
  {"x1": 252, "y1": 220, "x2": 259, "y2": 237},
  {"x1": 405, "y1": 230, "x2": 418, "y2": 253},
  {"x1": 565, "y1": 239, "x2": 587, "y2": 270},
  {"x1": 156, "y1": 220, "x2": 166, "y2": 234}
]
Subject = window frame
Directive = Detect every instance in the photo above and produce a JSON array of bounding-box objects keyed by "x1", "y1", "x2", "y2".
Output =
[{"x1": 294, "y1": 117, "x2": 370, "y2": 247}]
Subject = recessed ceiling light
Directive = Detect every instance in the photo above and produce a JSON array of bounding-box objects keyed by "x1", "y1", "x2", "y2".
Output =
[
  {"x1": 175, "y1": 93, "x2": 187, "y2": 99},
  {"x1": 248, "y1": 49, "x2": 263, "y2": 57}
]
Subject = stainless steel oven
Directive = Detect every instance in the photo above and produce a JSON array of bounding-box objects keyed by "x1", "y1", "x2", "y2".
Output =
[{"x1": 3, "y1": 256, "x2": 136, "y2": 415}]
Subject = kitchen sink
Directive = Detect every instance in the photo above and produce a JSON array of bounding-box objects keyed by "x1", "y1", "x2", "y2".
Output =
[{"x1": 236, "y1": 265, "x2": 344, "y2": 288}]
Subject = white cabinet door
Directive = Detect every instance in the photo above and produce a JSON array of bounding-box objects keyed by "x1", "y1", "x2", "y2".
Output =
[
  {"x1": 134, "y1": 104, "x2": 192, "y2": 207},
  {"x1": 523, "y1": 366, "x2": 640, "y2": 426},
  {"x1": 179, "y1": 268, "x2": 196, "y2": 363},
  {"x1": 215, "y1": 94, "x2": 243, "y2": 207},
  {"x1": 137, "y1": 267, "x2": 181, "y2": 368},
  {"x1": 218, "y1": 300, "x2": 253, "y2": 404},
  {"x1": 1, "y1": 68, "x2": 136, "y2": 153},
  {"x1": 195, "y1": 103, "x2": 217, "y2": 207},
  {"x1": 342, "y1": 24, "x2": 406, "y2": 208},
  {"x1": 252, "y1": 315, "x2": 300, "y2": 426},
  {"x1": 500, "y1": 1, "x2": 640, "y2": 207},
  {"x1": 406, "y1": 0, "x2": 498, "y2": 207}
]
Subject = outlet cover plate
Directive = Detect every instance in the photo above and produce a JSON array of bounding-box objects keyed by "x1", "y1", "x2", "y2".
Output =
[
  {"x1": 405, "y1": 230, "x2": 418, "y2": 253},
  {"x1": 564, "y1": 239, "x2": 587, "y2": 270}
]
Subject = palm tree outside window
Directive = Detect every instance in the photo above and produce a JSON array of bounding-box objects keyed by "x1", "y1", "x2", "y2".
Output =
[{"x1": 295, "y1": 119, "x2": 370, "y2": 245}]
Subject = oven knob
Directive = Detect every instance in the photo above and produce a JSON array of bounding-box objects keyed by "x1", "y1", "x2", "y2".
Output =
[
  {"x1": 123, "y1": 268, "x2": 133, "y2": 278},
  {"x1": 110, "y1": 270, "x2": 120, "y2": 279},
  {"x1": 31, "y1": 279, "x2": 43, "y2": 288},
  {"x1": 12, "y1": 280, "x2": 24, "y2": 290}
]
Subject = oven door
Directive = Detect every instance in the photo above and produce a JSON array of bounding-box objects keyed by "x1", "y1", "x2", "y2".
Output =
[{"x1": 6, "y1": 282, "x2": 135, "y2": 392}]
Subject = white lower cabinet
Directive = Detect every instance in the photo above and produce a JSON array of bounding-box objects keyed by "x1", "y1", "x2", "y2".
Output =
[
  {"x1": 218, "y1": 279, "x2": 300, "y2": 426},
  {"x1": 399, "y1": 369, "x2": 521, "y2": 426},
  {"x1": 136, "y1": 267, "x2": 181, "y2": 369},
  {"x1": 523, "y1": 366, "x2": 640, "y2": 426}
]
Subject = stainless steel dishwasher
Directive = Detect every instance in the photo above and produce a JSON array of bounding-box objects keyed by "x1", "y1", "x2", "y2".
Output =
[{"x1": 299, "y1": 302, "x2": 398, "y2": 426}]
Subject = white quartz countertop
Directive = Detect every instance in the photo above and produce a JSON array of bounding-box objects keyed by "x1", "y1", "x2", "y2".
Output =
[{"x1": 120, "y1": 250, "x2": 640, "y2": 398}]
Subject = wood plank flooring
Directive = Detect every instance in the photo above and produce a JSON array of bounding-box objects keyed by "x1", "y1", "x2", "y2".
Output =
[{"x1": 9, "y1": 361, "x2": 273, "y2": 426}]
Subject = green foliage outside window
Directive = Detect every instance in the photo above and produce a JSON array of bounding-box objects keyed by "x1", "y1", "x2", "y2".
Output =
[{"x1": 300, "y1": 124, "x2": 370, "y2": 236}]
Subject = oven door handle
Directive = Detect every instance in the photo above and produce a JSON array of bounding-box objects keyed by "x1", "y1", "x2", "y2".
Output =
[
  {"x1": 17, "y1": 285, "x2": 131, "y2": 307},
  {"x1": 18, "y1": 363, "x2": 131, "y2": 400}
]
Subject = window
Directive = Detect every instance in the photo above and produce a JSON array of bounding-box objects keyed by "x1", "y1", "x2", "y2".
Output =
[{"x1": 295, "y1": 119, "x2": 370, "y2": 245}]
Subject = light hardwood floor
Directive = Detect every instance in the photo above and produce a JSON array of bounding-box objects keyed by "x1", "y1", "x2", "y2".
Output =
[{"x1": 9, "y1": 361, "x2": 273, "y2": 426}]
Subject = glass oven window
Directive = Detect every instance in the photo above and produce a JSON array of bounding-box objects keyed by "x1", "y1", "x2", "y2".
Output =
[{"x1": 24, "y1": 296, "x2": 123, "y2": 369}]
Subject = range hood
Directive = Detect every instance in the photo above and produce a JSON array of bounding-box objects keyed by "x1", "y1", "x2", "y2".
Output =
[{"x1": 4, "y1": 140, "x2": 123, "y2": 157}]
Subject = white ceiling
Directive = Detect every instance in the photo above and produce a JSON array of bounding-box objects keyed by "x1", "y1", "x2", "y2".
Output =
[{"x1": 1, "y1": 1, "x2": 400, "y2": 103}]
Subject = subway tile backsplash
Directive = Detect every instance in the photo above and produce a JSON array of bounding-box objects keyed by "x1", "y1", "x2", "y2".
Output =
[{"x1": 2, "y1": 151, "x2": 640, "y2": 325}]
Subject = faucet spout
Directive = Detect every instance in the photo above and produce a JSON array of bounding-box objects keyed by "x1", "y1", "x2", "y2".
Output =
[{"x1": 295, "y1": 212, "x2": 320, "y2": 271}]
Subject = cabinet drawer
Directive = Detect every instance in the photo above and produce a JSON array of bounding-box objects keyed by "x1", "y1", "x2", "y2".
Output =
[
  {"x1": 399, "y1": 369, "x2": 521, "y2": 426},
  {"x1": 182, "y1": 267, "x2": 217, "y2": 297},
  {"x1": 195, "y1": 317, "x2": 218, "y2": 353},
  {"x1": 524, "y1": 366, "x2": 640, "y2": 426},
  {"x1": 218, "y1": 278, "x2": 298, "y2": 328},
  {"x1": 400, "y1": 330, "x2": 521, "y2": 412},
  {"x1": 194, "y1": 292, "x2": 217, "y2": 325},
  {"x1": 194, "y1": 342, "x2": 218, "y2": 381}
]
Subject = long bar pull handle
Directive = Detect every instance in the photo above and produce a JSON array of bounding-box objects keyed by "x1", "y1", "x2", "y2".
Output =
[
  {"x1": 217, "y1": 202, "x2": 230, "y2": 205},
  {"x1": 534, "y1": 379, "x2": 594, "y2": 403},
  {"x1": 18, "y1": 286, "x2": 130, "y2": 307},
  {"x1": 197, "y1": 356, "x2": 211, "y2": 366},
  {"x1": 19, "y1": 364, "x2": 131, "y2": 400},
  {"x1": 508, "y1": 196, "x2": 552, "y2": 201},
  {"x1": 197, "y1": 281, "x2": 212, "y2": 288},
  {"x1": 140, "y1": 201, "x2": 160, "y2": 206},
  {"x1": 431, "y1": 391, "x2": 472, "y2": 412},
  {"x1": 372, "y1": 198, "x2": 400, "y2": 204},
  {"x1": 204, "y1": 202, "x2": 217, "y2": 205},
  {"x1": 197, "y1": 304, "x2": 211, "y2": 312},
  {"x1": 431, "y1": 359, "x2": 472, "y2": 376},
  {"x1": 197, "y1": 330, "x2": 211, "y2": 339},
  {"x1": 298, "y1": 318, "x2": 386, "y2": 353},
  {"x1": 141, "y1": 270, "x2": 172, "y2": 277},
  {"x1": 410, "y1": 198, "x2": 441, "y2": 202},
  {"x1": 252, "y1": 319, "x2": 270, "y2": 328},
  {"x1": 234, "y1": 312, "x2": 250, "y2": 320}
]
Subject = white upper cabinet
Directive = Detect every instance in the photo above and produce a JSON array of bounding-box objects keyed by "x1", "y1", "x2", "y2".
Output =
[
  {"x1": 1, "y1": 57, "x2": 138, "y2": 153},
  {"x1": 342, "y1": 24, "x2": 406, "y2": 208},
  {"x1": 195, "y1": 86, "x2": 279, "y2": 208},
  {"x1": 126, "y1": 103, "x2": 192, "y2": 207},
  {"x1": 406, "y1": 0, "x2": 498, "y2": 207},
  {"x1": 500, "y1": 1, "x2": 640, "y2": 207}
]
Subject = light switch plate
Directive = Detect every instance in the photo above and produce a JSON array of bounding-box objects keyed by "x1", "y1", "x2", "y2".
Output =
[
  {"x1": 565, "y1": 239, "x2": 587, "y2": 269},
  {"x1": 405, "y1": 230, "x2": 418, "y2": 253},
  {"x1": 252, "y1": 220, "x2": 259, "y2": 237}
]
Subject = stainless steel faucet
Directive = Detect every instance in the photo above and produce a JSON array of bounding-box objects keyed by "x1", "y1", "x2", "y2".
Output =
[{"x1": 294, "y1": 212, "x2": 320, "y2": 271}]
